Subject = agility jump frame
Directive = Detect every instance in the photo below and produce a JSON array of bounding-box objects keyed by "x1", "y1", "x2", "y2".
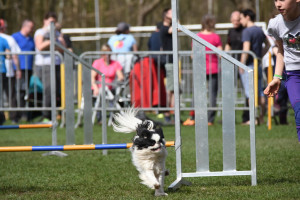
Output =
[
  {"x1": 0, "y1": 124, "x2": 52, "y2": 129},
  {"x1": 0, "y1": 141, "x2": 175, "y2": 152},
  {"x1": 169, "y1": 0, "x2": 256, "y2": 190}
]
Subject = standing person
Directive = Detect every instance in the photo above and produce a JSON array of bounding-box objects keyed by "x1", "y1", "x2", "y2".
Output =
[
  {"x1": 91, "y1": 44, "x2": 124, "y2": 96},
  {"x1": 264, "y1": 0, "x2": 300, "y2": 142},
  {"x1": 225, "y1": 11, "x2": 244, "y2": 58},
  {"x1": 108, "y1": 22, "x2": 137, "y2": 74},
  {"x1": 34, "y1": 12, "x2": 66, "y2": 122},
  {"x1": 0, "y1": 36, "x2": 11, "y2": 125},
  {"x1": 148, "y1": 22, "x2": 163, "y2": 67},
  {"x1": 55, "y1": 22, "x2": 73, "y2": 52},
  {"x1": 0, "y1": 18, "x2": 21, "y2": 123},
  {"x1": 224, "y1": 11, "x2": 249, "y2": 125},
  {"x1": 91, "y1": 44, "x2": 124, "y2": 124},
  {"x1": 12, "y1": 19, "x2": 35, "y2": 121},
  {"x1": 160, "y1": 8, "x2": 174, "y2": 124},
  {"x1": 148, "y1": 22, "x2": 163, "y2": 51},
  {"x1": 183, "y1": 14, "x2": 223, "y2": 126},
  {"x1": 239, "y1": 9, "x2": 267, "y2": 125}
]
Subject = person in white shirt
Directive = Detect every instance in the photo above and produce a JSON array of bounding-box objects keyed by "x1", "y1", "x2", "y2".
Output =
[{"x1": 34, "y1": 12, "x2": 66, "y2": 122}]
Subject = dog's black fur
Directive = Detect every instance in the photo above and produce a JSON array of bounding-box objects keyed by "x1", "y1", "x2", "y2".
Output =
[{"x1": 133, "y1": 121, "x2": 165, "y2": 150}]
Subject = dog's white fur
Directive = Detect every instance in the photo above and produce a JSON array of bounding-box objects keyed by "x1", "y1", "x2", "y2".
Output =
[{"x1": 112, "y1": 108, "x2": 168, "y2": 196}]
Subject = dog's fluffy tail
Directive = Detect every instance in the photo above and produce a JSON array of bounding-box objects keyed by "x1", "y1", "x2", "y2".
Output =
[{"x1": 112, "y1": 107, "x2": 142, "y2": 133}]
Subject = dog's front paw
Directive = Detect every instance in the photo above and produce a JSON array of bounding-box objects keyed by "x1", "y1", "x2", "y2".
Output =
[
  {"x1": 154, "y1": 184, "x2": 160, "y2": 189},
  {"x1": 155, "y1": 191, "x2": 168, "y2": 196},
  {"x1": 165, "y1": 169, "x2": 169, "y2": 176}
]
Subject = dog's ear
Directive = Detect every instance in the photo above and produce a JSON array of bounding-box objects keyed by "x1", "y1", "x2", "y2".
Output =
[
  {"x1": 136, "y1": 126, "x2": 152, "y2": 138},
  {"x1": 155, "y1": 127, "x2": 164, "y2": 139},
  {"x1": 155, "y1": 127, "x2": 166, "y2": 145}
]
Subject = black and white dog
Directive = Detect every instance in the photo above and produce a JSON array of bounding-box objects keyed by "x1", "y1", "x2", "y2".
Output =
[{"x1": 112, "y1": 108, "x2": 168, "y2": 196}]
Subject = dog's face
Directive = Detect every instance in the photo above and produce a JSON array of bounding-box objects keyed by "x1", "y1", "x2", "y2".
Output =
[{"x1": 133, "y1": 120, "x2": 165, "y2": 152}]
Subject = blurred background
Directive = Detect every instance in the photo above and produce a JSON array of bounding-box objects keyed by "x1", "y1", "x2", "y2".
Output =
[{"x1": 0, "y1": 0, "x2": 278, "y2": 53}]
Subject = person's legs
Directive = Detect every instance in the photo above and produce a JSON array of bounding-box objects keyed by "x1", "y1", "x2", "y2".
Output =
[
  {"x1": 293, "y1": 102, "x2": 300, "y2": 142},
  {"x1": 7, "y1": 76, "x2": 18, "y2": 122},
  {"x1": 277, "y1": 80, "x2": 289, "y2": 124},
  {"x1": 124, "y1": 54, "x2": 134, "y2": 74},
  {"x1": 36, "y1": 65, "x2": 51, "y2": 120},
  {"x1": 239, "y1": 68, "x2": 250, "y2": 123},
  {"x1": 258, "y1": 65, "x2": 266, "y2": 123},
  {"x1": 207, "y1": 74, "x2": 218, "y2": 124},
  {"x1": 0, "y1": 73, "x2": 7, "y2": 124},
  {"x1": 285, "y1": 71, "x2": 300, "y2": 142},
  {"x1": 164, "y1": 63, "x2": 174, "y2": 123},
  {"x1": 55, "y1": 65, "x2": 61, "y2": 108},
  {"x1": 19, "y1": 69, "x2": 33, "y2": 121}
]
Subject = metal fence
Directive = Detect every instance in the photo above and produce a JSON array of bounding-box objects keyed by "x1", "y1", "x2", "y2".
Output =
[
  {"x1": 0, "y1": 51, "x2": 63, "y2": 112},
  {"x1": 169, "y1": 0, "x2": 256, "y2": 190},
  {"x1": 1, "y1": 22, "x2": 258, "y2": 164},
  {"x1": 1, "y1": 50, "x2": 260, "y2": 122}
]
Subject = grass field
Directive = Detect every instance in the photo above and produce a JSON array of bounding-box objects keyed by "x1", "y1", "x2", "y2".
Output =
[{"x1": 0, "y1": 111, "x2": 299, "y2": 200}]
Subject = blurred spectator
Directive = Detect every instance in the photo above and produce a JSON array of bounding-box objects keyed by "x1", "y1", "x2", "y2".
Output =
[
  {"x1": 224, "y1": 11, "x2": 249, "y2": 125},
  {"x1": 225, "y1": 11, "x2": 244, "y2": 59},
  {"x1": 0, "y1": 18, "x2": 21, "y2": 123},
  {"x1": 148, "y1": 22, "x2": 162, "y2": 51},
  {"x1": 55, "y1": 22, "x2": 73, "y2": 52},
  {"x1": 12, "y1": 19, "x2": 35, "y2": 121},
  {"x1": 148, "y1": 22, "x2": 164, "y2": 71},
  {"x1": 0, "y1": 36, "x2": 11, "y2": 125},
  {"x1": 183, "y1": 14, "x2": 223, "y2": 126},
  {"x1": 108, "y1": 22, "x2": 137, "y2": 74},
  {"x1": 91, "y1": 44, "x2": 124, "y2": 96},
  {"x1": 34, "y1": 12, "x2": 66, "y2": 122},
  {"x1": 160, "y1": 8, "x2": 174, "y2": 124},
  {"x1": 239, "y1": 9, "x2": 267, "y2": 125},
  {"x1": 91, "y1": 44, "x2": 124, "y2": 123}
]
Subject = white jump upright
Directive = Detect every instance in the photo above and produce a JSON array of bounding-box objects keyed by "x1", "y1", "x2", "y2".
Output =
[{"x1": 169, "y1": 0, "x2": 257, "y2": 190}]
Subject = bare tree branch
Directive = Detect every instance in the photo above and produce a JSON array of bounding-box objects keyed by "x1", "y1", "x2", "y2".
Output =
[{"x1": 137, "y1": 0, "x2": 161, "y2": 26}]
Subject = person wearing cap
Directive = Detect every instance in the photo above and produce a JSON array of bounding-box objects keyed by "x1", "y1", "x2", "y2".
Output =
[
  {"x1": 0, "y1": 18, "x2": 21, "y2": 124},
  {"x1": 107, "y1": 22, "x2": 137, "y2": 74}
]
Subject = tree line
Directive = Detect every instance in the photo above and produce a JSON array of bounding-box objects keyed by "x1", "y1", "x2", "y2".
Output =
[{"x1": 0, "y1": 0, "x2": 277, "y2": 52}]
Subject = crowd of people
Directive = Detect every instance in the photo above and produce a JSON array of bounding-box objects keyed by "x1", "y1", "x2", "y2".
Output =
[
  {"x1": 0, "y1": 12, "x2": 67, "y2": 124},
  {"x1": 1, "y1": 3, "x2": 299, "y2": 142}
]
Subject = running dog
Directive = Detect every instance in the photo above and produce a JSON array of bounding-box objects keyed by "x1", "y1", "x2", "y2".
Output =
[{"x1": 112, "y1": 108, "x2": 168, "y2": 196}]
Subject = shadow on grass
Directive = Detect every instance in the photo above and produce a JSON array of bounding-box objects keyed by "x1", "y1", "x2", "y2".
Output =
[{"x1": 166, "y1": 176, "x2": 253, "y2": 194}]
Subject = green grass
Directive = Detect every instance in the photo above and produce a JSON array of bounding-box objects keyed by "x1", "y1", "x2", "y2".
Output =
[{"x1": 0, "y1": 111, "x2": 299, "y2": 200}]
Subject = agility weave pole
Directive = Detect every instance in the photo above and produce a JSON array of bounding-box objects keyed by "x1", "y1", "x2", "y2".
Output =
[
  {"x1": 0, "y1": 124, "x2": 52, "y2": 129},
  {"x1": 0, "y1": 141, "x2": 175, "y2": 152}
]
